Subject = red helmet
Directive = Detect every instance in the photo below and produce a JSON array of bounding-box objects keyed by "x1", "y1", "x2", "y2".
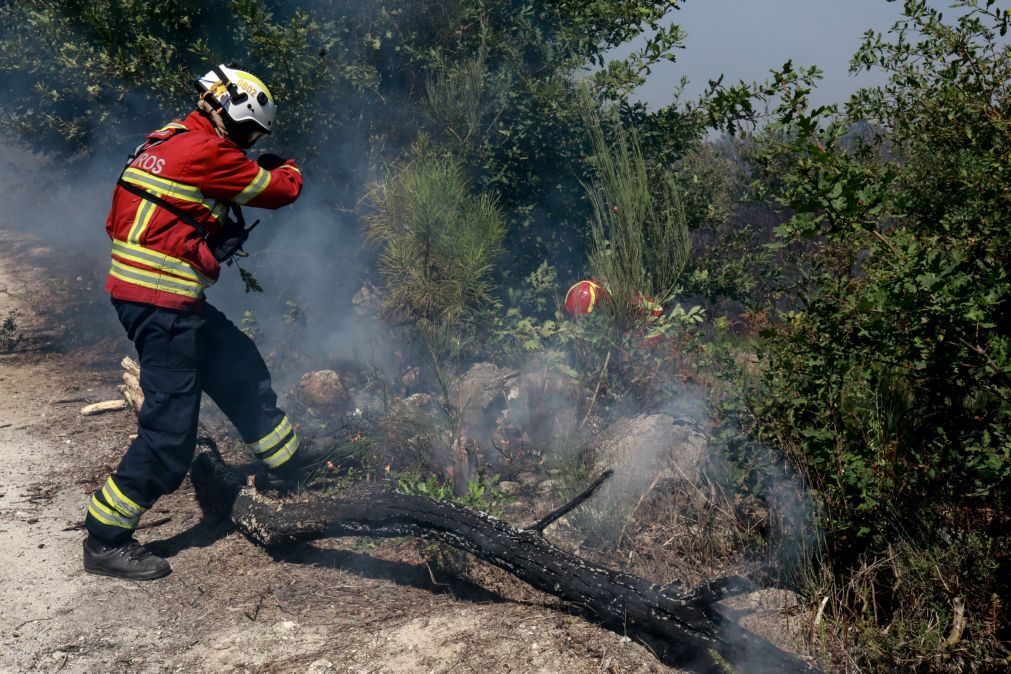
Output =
[{"x1": 565, "y1": 280, "x2": 608, "y2": 315}]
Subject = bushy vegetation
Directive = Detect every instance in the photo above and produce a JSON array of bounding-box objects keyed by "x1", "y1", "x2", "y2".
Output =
[
  {"x1": 708, "y1": 1, "x2": 1010, "y2": 668},
  {"x1": 2, "y1": 0, "x2": 1008, "y2": 668}
]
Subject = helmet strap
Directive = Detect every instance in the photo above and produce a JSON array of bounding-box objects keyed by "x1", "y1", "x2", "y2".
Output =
[{"x1": 196, "y1": 95, "x2": 229, "y2": 139}]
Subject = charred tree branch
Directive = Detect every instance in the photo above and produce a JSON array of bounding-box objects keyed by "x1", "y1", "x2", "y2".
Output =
[
  {"x1": 530, "y1": 468, "x2": 613, "y2": 534},
  {"x1": 189, "y1": 450, "x2": 818, "y2": 674}
]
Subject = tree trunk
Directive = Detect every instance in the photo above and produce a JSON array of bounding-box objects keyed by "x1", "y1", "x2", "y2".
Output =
[{"x1": 190, "y1": 448, "x2": 818, "y2": 674}]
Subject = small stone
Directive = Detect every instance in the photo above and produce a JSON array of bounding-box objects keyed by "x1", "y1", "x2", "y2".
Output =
[
  {"x1": 274, "y1": 620, "x2": 298, "y2": 633},
  {"x1": 297, "y1": 370, "x2": 350, "y2": 413},
  {"x1": 307, "y1": 659, "x2": 334, "y2": 673},
  {"x1": 515, "y1": 471, "x2": 539, "y2": 487},
  {"x1": 498, "y1": 481, "x2": 520, "y2": 495}
]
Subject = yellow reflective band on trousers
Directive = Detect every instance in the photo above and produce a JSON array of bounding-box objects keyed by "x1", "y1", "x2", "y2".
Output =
[
  {"x1": 122, "y1": 168, "x2": 228, "y2": 220},
  {"x1": 108, "y1": 259, "x2": 205, "y2": 300},
  {"x1": 88, "y1": 495, "x2": 139, "y2": 530},
  {"x1": 262, "y1": 433, "x2": 299, "y2": 469},
  {"x1": 234, "y1": 167, "x2": 271, "y2": 205},
  {"x1": 101, "y1": 477, "x2": 147, "y2": 519},
  {"x1": 250, "y1": 416, "x2": 292, "y2": 455},
  {"x1": 112, "y1": 240, "x2": 214, "y2": 287}
]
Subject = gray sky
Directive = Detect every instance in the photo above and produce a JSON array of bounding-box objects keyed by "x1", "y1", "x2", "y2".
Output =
[{"x1": 624, "y1": 0, "x2": 955, "y2": 108}]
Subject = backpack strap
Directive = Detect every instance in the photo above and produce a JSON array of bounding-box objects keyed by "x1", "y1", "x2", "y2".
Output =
[{"x1": 116, "y1": 177, "x2": 210, "y2": 239}]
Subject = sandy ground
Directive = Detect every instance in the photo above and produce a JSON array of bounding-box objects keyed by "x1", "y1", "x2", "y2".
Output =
[{"x1": 0, "y1": 231, "x2": 703, "y2": 673}]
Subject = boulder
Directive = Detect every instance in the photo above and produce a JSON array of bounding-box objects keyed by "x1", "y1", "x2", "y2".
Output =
[
  {"x1": 583, "y1": 414, "x2": 707, "y2": 484},
  {"x1": 570, "y1": 413, "x2": 709, "y2": 543},
  {"x1": 384, "y1": 392, "x2": 437, "y2": 423},
  {"x1": 506, "y1": 366, "x2": 582, "y2": 451},
  {"x1": 452, "y1": 362, "x2": 518, "y2": 418},
  {"x1": 297, "y1": 370, "x2": 351, "y2": 413}
]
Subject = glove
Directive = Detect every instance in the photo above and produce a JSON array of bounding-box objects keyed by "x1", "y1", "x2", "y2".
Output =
[{"x1": 256, "y1": 153, "x2": 287, "y2": 170}]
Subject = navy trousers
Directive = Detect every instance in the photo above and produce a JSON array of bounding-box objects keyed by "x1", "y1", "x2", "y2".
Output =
[{"x1": 85, "y1": 299, "x2": 299, "y2": 544}]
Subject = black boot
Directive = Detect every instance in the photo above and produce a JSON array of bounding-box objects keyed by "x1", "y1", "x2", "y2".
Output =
[
  {"x1": 256, "y1": 435, "x2": 356, "y2": 495},
  {"x1": 83, "y1": 537, "x2": 171, "y2": 580}
]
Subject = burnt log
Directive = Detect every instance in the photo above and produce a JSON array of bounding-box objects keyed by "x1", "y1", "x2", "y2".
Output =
[{"x1": 190, "y1": 447, "x2": 818, "y2": 674}]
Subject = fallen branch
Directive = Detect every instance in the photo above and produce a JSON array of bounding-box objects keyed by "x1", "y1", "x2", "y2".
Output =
[
  {"x1": 531, "y1": 468, "x2": 613, "y2": 533},
  {"x1": 190, "y1": 449, "x2": 818, "y2": 674},
  {"x1": 119, "y1": 356, "x2": 144, "y2": 415},
  {"x1": 80, "y1": 400, "x2": 128, "y2": 416}
]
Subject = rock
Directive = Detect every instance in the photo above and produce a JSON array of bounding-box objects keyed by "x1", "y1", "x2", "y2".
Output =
[
  {"x1": 722, "y1": 588, "x2": 802, "y2": 612},
  {"x1": 273, "y1": 619, "x2": 298, "y2": 633},
  {"x1": 582, "y1": 413, "x2": 707, "y2": 484},
  {"x1": 571, "y1": 413, "x2": 709, "y2": 543},
  {"x1": 306, "y1": 659, "x2": 334, "y2": 673},
  {"x1": 388, "y1": 392, "x2": 435, "y2": 419},
  {"x1": 510, "y1": 366, "x2": 581, "y2": 450},
  {"x1": 515, "y1": 471, "x2": 540, "y2": 488},
  {"x1": 453, "y1": 363, "x2": 518, "y2": 418},
  {"x1": 351, "y1": 282, "x2": 382, "y2": 318},
  {"x1": 297, "y1": 370, "x2": 350, "y2": 413},
  {"x1": 400, "y1": 366, "x2": 421, "y2": 393},
  {"x1": 498, "y1": 481, "x2": 520, "y2": 495}
]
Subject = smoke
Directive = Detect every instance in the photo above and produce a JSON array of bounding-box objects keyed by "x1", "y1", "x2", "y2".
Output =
[
  {"x1": 0, "y1": 140, "x2": 134, "y2": 347},
  {"x1": 0, "y1": 2, "x2": 820, "y2": 610}
]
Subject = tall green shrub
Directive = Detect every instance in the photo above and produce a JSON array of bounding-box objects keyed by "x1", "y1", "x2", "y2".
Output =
[
  {"x1": 710, "y1": 0, "x2": 1010, "y2": 666},
  {"x1": 582, "y1": 97, "x2": 692, "y2": 329},
  {"x1": 365, "y1": 149, "x2": 505, "y2": 370}
]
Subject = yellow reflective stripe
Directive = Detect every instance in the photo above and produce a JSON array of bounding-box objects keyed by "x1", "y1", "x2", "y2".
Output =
[
  {"x1": 279, "y1": 164, "x2": 301, "y2": 175},
  {"x1": 159, "y1": 122, "x2": 188, "y2": 131},
  {"x1": 102, "y1": 484, "x2": 140, "y2": 519},
  {"x1": 262, "y1": 433, "x2": 299, "y2": 469},
  {"x1": 103, "y1": 477, "x2": 145, "y2": 518},
  {"x1": 112, "y1": 240, "x2": 213, "y2": 287},
  {"x1": 250, "y1": 417, "x2": 292, "y2": 454},
  {"x1": 110, "y1": 259, "x2": 204, "y2": 291},
  {"x1": 89, "y1": 497, "x2": 138, "y2": 529},
  {"x1": 587, "y1": 284, "x2": 597, "y2": 312},
  {"x1": 233, "y1": 70, "x2": 273, "y2": 102},
  {"x1": 123, "y1": 168, "x2": 203, "y2": 202},
  {"x1": 207, "y1": 200, "x2": 228, "y2": 220},
  {"x1": 233, "y1": 167, "x2": 271, "y2": 205},
  {"x1": 109, "y1": 261, "x2": 204, "y2": 300},
  {"x1": 127, "y1": 199, "x2": 157, "y2": 244},
  {"x1": 122, "y1": 169, "x2": 225, "y2": 220}
]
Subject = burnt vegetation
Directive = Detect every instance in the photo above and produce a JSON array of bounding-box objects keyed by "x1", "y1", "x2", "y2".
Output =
[{"x1": 2, "y1": 0, "x2": 1009, "y2": 671}]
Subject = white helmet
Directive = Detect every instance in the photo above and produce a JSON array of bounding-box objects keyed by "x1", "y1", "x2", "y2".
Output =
[{"x1": 195, "y1": 65, "x2": 276, "y2": 142}]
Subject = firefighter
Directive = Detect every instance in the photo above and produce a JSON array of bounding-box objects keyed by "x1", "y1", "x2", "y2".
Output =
[{"x1": 83, "y1": 65, "x2": 319, "y2": 580}]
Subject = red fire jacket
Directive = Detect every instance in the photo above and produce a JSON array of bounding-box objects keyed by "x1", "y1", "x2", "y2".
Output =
[{"x1": 104, "y1": 110, "x2": 303, "y2": 310}]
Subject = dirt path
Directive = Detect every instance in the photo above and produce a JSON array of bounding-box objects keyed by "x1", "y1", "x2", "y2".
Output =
[{"x1": 0, "y1": 232, "x2": 686, "y2": 673}]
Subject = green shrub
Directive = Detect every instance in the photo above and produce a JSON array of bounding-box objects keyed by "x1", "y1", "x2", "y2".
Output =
[
  {"x1": 581, "y1": 93, "x2": 693, "y2": 331},
  {"x1": 0, "y1": 309, "x2": 22, "y2": 353},
  {"x1": 395, "y1": 470, "x2": 509, "y2": 516},
  {"x1": 708, "y1": 1, "x2": 1011, "y2": 667}
]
